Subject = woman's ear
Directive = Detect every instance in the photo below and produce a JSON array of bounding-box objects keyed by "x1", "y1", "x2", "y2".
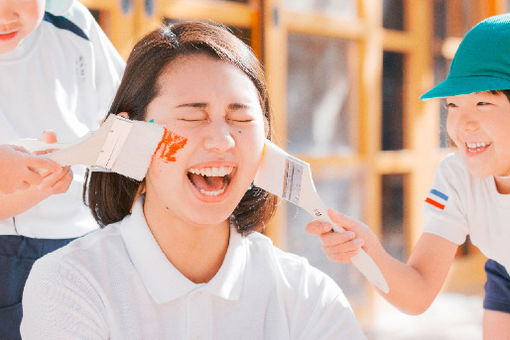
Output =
[
  {"x1": 264, "y1": 117, "x2": 269, "y2": 139},
  {"x1": 117, "y1": 112, "x2": 130, "y2": 119}
]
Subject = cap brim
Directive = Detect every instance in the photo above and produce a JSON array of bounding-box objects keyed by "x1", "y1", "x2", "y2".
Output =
[{"x1": 420, "y1": 76, "x2": 510, "y2": 100}]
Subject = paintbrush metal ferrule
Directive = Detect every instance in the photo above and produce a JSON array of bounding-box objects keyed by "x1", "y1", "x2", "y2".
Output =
[
  {"x1": 283, "y1": 156, "x2": 305, "y2": 204},
  {"x1": 95, "y1": 117, "x2": 133, "y2": 169}
]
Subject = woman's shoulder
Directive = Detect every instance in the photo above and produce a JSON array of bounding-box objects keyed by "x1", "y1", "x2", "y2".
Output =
[{"x1": 31, "y1": 222, "x2": 125, "y2": 279}]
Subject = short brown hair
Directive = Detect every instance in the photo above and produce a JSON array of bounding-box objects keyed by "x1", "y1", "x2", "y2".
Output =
[{"x1": 84, "y1": 21, "x2": 278, "y2": 234}]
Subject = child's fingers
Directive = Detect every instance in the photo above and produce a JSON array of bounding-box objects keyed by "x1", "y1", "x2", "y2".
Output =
[
  {"x1": 327, "y1": 209, "x2": 358, "y2": 230},
  {"x1": 324, "y1": 237, "x2": 364, "y2": 253},
  {"x1": 39, "y1": 167, "x2": 68, "y2": 190},
  {"x1": 305, "y1": 220, "x2": 332, "y2": 235},
  {"x1": 34, "y1": 148, "x2": 59, "y2": 156},
  {"x1": 326, "y1": 249, "x2": 360, "y2": 264},
  {"x1": 40, "y1": 130, "x2": 57, "y2": 144},
  {"x1": 50, "y1": 169, "x2": 73, "y2": 194},
  {"x1": 319, "y1": 230, "x2": 356, "y2": 247},
  {"x1": 24, "y1": 156, "x2": 60, "y2": 172},
  {"x1": 20, "y1": 167, "x2": 44, "y2": 186}
]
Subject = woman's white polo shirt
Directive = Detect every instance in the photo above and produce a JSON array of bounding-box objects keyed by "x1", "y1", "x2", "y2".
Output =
[{"x1": 21, "y1": 199, "x2": 365, "y2": 339}]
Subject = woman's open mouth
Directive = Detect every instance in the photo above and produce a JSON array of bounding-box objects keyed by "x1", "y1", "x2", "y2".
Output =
[{"x1": 187, "y1": 165, "x2": 235, "y2": 201}]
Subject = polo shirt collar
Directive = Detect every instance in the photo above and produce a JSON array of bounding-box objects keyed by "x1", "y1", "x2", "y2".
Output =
[{"x1": 120, "y1": 199, "x2": 247, "y2": 304}]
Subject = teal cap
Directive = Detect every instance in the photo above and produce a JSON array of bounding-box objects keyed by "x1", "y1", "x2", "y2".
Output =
[{"x1": 421, "y1": 14, "x2": 510, "y2": 100}]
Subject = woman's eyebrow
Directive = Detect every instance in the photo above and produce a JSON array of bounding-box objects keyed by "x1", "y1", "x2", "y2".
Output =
[
  {"x1": 175, "y1": 102, "x2": 208, "y2": 108},
  {"x1": 228, "y1": 103, "x2": 249, "y2": 110}
]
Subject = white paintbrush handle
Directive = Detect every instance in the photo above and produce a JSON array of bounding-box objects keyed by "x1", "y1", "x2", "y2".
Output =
[
  {"x1": 300, "y1": 187, "x2": 390, "y2": 293},
  {"x1": 10, "y1": 140, "x2": 90, "y2": 166}
]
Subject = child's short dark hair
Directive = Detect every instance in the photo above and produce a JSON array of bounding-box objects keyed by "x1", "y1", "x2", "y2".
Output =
[
  {"x1": 490, "y1": 89, "x2": 510, "y2": 102},
  {"x1": 84, "y1": 21, "x2": 278, "y2": 234}
]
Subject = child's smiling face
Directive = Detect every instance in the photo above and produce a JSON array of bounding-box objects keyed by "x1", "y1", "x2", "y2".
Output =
[
  {"x1": 144, "y1": 53, "x2": 267, "y2": 226},
  {"x1": 446, "y1": 91, "x2": 510, "y2": 178},
  {"x1": 0, "y1": 0, "x2": 45, "y2": 54}
]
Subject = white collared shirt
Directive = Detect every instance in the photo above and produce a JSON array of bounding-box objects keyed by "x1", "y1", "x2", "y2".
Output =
[
  {"x1": 21, "y1": 200, "x2": 365, "y2": 339},
  {"x1": 423, "y1": 152, "x2": 510, "y2": 271}
]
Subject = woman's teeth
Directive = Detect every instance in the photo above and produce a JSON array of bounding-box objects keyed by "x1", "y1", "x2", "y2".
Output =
[
  {"x1": 199, "y1": 187, "x2": 227, "y2": 196},
  {"x1": 188, "y1": 166, "x2": 233, "y2": 177},
  {"x1": 466, "y1": 142, "x2": 490, "y2": 153}
]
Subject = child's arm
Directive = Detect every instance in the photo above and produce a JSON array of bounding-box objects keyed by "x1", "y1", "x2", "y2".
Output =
[
  {"x1": 0, "y1": 166, "x2": 73, "y2": 219},
  {"x1": 0, "y1": 144, "x2": 60, "y2": 194},
  {"x1": 306, "y1": 209, "x2": 458, "y2": 314}
]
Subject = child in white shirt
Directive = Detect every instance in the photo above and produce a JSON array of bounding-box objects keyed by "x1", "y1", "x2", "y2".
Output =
[
  {"x1": 0, "y1": 0, "x2": 124, "y2": 338},
  {"x1": 306, "y1": 14, "x2": 510, "y2": 339}
]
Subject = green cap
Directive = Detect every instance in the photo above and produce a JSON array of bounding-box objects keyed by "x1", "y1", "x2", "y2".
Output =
[{"x1": 421, "y1": 14, "x2": 510, "y2": 100}]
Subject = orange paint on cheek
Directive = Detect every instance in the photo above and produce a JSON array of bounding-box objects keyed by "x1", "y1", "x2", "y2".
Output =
[{"x1": 152, "y1": 128, "x2": 188, "y2": 163}]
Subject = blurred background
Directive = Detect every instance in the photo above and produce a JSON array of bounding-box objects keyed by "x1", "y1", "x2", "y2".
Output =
[{"x1": 80, "y1": 0, "x2": 509, "y2": 338}]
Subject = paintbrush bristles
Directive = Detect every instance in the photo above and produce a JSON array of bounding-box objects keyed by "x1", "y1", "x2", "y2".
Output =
[
  {"x1": 110, "y1": 120, "x2": 165, "y2": 181},
  {"x1": 254, "y1": 140, "x2": 290, "y2": 196}
]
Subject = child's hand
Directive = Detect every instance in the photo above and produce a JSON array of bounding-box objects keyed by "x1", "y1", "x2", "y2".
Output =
[
  {"x1": 38, "y1": 166, "x2": 73, "y2": 196},
  {"x1": 305, "y1": 209, "x2": 380, "y2": 263},
  {"x1": 36, "y1": 131, "x2": 73, "y2": 196},
  {"x1": 0, "y1": 145, "x2": 60, "y2": 194}
]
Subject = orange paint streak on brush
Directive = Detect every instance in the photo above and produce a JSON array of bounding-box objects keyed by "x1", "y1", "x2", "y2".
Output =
[{"x1": 152, "y1": 128, "x2": 188, "y2": 163}]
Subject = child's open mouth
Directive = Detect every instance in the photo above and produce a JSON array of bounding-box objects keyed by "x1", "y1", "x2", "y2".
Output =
[
  {"x1": 465, "y1": 141, "x2": 491, "y2": 154},
  {"x1": 0, "y1": 31, "x2": 17, "y2": 41},
  {"x1": 187, "y1": 166, "x2": 235, "y2": 198}
]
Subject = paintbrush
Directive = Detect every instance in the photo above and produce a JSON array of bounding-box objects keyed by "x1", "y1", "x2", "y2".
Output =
[
  {"x1": 254, "y1": 139, "x2": 390, "y2": 293},
  {"x1": 12, "y1": 115, "x2": 169, "y2": 181}
]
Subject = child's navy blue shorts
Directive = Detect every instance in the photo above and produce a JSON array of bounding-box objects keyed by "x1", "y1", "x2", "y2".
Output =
[
  {"x1": 0, "y1": 235, "x2": 74, "y2": 340},
  {"x1": 483, "y1": 259, "x2": 510, "y2": 314}
]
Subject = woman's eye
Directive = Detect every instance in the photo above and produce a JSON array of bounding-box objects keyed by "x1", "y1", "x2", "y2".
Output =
[
  {"x1": 228, "y1": 118, "x2": 254, "y2": 123},
  {"x1": 229, "y1": 118, "x2": 253, "y2": 122}
]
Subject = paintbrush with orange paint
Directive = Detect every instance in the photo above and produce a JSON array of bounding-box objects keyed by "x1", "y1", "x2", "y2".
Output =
[{"x1": 12, "y1": 115, "x2": 186, "y2": 181}]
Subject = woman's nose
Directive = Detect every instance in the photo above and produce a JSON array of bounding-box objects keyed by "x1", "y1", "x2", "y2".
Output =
[{"x1": 203, "y1": 121, "x2": 235, "y2": 153}]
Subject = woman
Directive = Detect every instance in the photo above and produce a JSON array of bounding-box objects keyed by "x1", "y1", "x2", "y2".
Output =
[{"x1": 21, "y1": 21, "x2": 365, "y2": 339}]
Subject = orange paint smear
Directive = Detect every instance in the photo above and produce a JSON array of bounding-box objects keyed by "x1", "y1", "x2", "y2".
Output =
[{"x1": 153, "y1": 128, "x2": 188, "y2": 163}]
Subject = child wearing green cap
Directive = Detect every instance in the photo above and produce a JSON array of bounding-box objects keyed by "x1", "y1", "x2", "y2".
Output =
[{"x1": 305, "y1": 14, "x2": 510, "y2": 338}]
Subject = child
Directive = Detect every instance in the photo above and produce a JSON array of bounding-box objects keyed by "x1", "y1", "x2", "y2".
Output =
[
  {"x1": 306, "y1": 14, "x2": 510, "y2": 339},
  {"x1": 0, "y1": 144, "x2": 59, "y2": 194},
  {"x1": 0, "y1": 0, "x2": 124, "y2": 338},
  {"x1": 20, "y1": 21, "x2": 366, "y2": 339}
]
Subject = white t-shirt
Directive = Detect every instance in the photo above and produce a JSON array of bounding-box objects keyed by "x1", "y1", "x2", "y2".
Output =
[
  {"x1": 423, "y1": 152, "x2": 510, "y2": 271},
  {"x1": 0, "y1": 1, "x2": 125, "y2": 238},
  {"x1": 21, "y1": 199, "x2": 366, "y2": 339}
]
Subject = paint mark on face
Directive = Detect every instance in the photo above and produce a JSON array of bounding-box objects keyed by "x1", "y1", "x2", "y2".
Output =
[{"x1": 153, "y1": 128, "x2": 188, "y2": 163}]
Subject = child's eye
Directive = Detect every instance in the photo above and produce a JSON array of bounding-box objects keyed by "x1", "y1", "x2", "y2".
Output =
[
  {"x1": 446, "y1": 102, "x2": 457, "y2": 108},
  {"x1": 477, "y1": 101, "x2": 492, "y2": 106}
]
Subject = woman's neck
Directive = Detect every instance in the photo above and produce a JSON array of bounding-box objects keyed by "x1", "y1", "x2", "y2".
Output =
[{"x1": 143, "y1": 199, "x2": 230, "y2": 284}]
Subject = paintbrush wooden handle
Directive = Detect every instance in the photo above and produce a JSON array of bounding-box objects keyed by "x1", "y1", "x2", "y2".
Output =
[{"x1": 299, "y1": 171, "x2": 390, "y2": 293}]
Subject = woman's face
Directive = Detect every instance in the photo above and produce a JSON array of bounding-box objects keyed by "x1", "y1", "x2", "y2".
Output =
[
  {"x1": 144, "y1": 53, "x2": 267, "y2": 227},
  {"x1": 446, "y1": 91, "x2": 510, "y2": 177}
]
